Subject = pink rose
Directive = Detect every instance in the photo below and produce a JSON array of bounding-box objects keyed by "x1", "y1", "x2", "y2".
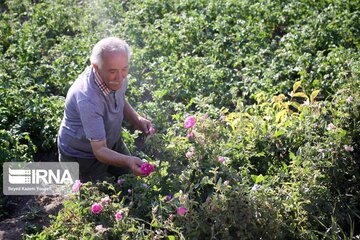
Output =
[
  {"x1": 217, "y1": 156, "x2": 225, "y2": 163},
  {"x1": 148, "y1": 126, "x2": 156, "y2": 136},
  {"x1": 95, "y1": 225, "x2": 105, "y2": 232},
  {"x1": 101, "y1": 196, "x2": 110, "y2": 205},
  {"x1": 141, "y1": 162, "x2": 155, "y2": 176},
  {"x1": 72, "y1": 180, "x2": 82, "y2": 192},
  {"x1": 115, "y1": 211, "x2": 123, "y2": 221},
  {"x1": 344, "y1": 145, "x2": 354, "y2": 152},
  {"x1": 327, "y1": 123, "x2": 336, "y2": 130},
  {"x1": 186, "y1": 147, "x2": 195, "y2": 159},
  {"x1": 184, "y1": 116, "x2": 196, "y2": 129},
  {"x1": 176, "y1": 207, "x2": 188, "y2": 216},
  {"x1": 346, "y1": 96, "x2": 353, "y2": 103},
  {"x1": 117, "y1": 178, "x2": 125, "y2": 185},
  {"x1": 91, "y1": 203, "x2": 103, "y2": 215},
  {"x1": 185, "y1": 151, "x2": 194, "y2": 159}
]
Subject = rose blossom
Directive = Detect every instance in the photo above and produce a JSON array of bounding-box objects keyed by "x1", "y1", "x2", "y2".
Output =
[
  {"x1": 115, "y1": 211, "x2": 123, "y2": 221},
  {"x1": 148, "y1": 126, "x2": 156, "y2": 137},
  {"x1": 344, "y1": 145, "x2": 354, "y2": 152},
  {"x1": 141, "y1": 162, "x2": 155, "y2": 176},
  {"x1": 184, "y1": 116, "x2": 196, "y2": 129},
  {"x1": 326, "y1": 123, "x2": 336, "y2": 131},
  {"x1": 346, "y1": 96, "x2": 353, "y2": 103},
  {"x1": 185, "y1": 151, "x2": 194, "y2": 159},
  {"x1": 95, "y1": 225, "x2": 106, "y2": 232},
  {"x1": 91, "y1": 203, "x2": 103, "y2": 215},
  {"x1": 100, "y1": 196, "x2": 110, "y2": 205},
  {"x1": 72, "y1": 180, "x2": 82, "y2": 192},
  {"x1": 176, "y1": 207, "x2": 188, "y2": 216},
  {"x1": 117, "y1": 178, "x2": 125, "y2": 185},
  {"x1": 217, "y1": 156, "x2": 225, "y2": 163}
]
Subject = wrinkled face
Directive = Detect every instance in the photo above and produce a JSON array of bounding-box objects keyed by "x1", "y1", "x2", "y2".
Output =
[{"x1": 93, "y1": 51, "x2": 129, "y2": 91}]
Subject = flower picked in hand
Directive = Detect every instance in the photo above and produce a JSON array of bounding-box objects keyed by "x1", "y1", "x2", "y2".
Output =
[
  {"x1": 140, "y1": 162, "x2": 155, "y2": 176},
  {"x1": 148, "y1": 126, "x2": 156, "y2": 136}
]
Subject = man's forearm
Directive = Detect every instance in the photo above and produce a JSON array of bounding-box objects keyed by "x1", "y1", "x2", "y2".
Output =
[
  {"x1": 123, "y1": 100, "x2": 141, "y2": 128},
  {"x1": 94, "y1": 145, "x2": 133, "y2": 168},
  {"x1": 90, "y1": 140, "x2": 144, "y2": 176}
]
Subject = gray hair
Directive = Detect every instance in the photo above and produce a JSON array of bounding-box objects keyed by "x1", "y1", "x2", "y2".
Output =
[{"x1": 90, "y1": 37, "x2": 132, "y2": 67}]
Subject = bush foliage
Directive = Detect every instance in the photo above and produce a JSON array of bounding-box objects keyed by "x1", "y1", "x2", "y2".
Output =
[{"x1": 0, "y1": 0, "x2": 359, "y2": 239}]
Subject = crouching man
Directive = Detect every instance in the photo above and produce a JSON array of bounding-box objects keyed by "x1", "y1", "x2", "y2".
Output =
[{"x1": 58, "y1": 37, "x2": 153, "y2": 182}]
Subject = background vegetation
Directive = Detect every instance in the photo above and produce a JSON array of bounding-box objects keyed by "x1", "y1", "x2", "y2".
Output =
[{"x1": 0, "y1": 0, "x2": 359, "y2": 239}]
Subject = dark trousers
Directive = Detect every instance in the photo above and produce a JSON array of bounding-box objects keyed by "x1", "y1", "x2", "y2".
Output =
[{"x1": 59, "y1": 138, "x2": 131, "y2": 182}]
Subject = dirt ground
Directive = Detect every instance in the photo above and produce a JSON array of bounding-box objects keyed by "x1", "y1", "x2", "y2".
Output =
[
  {"x1": 0, "y1": 195, "x2": 64, "y2": 240},
  {"x1": 0, "y1": 148, "x2": 62, "y2": 239}
]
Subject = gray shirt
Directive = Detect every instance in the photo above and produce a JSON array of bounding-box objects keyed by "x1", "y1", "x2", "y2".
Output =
[{"x1": 58, "y1": 66, "x2": 127, "y2": 158}]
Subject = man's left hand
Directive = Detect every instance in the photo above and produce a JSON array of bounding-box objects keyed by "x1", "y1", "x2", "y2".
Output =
[{"x1": 138, "y1": 116, "x2": 155, "y2": 137}]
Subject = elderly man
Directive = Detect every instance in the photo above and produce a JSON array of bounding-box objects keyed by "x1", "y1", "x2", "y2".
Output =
[{"x1": 58, "y1": 37, "x2": 152, "y2": 182}]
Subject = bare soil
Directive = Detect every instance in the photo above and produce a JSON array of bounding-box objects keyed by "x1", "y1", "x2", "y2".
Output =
[
  {"x1": 0, "y1": 195, "x2": 64, "y2": 240},
  {"x1": 0, "y1": 148, "x2": 61, "y2": 239}
]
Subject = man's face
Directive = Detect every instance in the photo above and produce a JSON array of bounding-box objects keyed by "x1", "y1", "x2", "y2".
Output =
[{"x1": 94, "y1": 51, "x2": 129, "y2": 91}]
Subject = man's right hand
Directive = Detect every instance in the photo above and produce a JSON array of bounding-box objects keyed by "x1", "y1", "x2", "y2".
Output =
[{"x1": 127, "y1": 156, "x2": 145, "y2": 176}]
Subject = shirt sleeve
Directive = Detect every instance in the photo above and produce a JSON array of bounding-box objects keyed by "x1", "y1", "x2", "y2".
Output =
[{"x1": 77, "y1": 98, "x2": 106, "y2": 142}]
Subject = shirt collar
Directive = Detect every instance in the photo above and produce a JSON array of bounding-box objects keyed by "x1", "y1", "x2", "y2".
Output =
[{"x1": 92, "y1": 67, "x2": 112, "y2": 96}]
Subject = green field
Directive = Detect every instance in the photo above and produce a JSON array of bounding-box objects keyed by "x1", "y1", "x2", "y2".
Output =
[{"x1": 1, "y1": 0, "x2": 359, "y2": 239}]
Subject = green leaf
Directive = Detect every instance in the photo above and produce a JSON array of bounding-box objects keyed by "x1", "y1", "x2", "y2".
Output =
[
  {"x1": 273, "y1": 130, "x2": 285, "y2": 137},
  {"x1": 293, "y1": 81, "x2": 302, "y2": 93},
  {"x1": 276, "y1": 110, "x2": 287, "y2": 122},
  {"x1": 151, "y1": 220, "x2": 159, "y2": 227},
  {"x1": 310, "y1": 89, "x2": 320, "y2": 102},
  {"x1": 292, "y1": 92, "x2": 308, "y2": 99},
  {"x1": 289, "y1": 101, "x2": 301, "y2": 110},
  {"x1": 255, "y1": 174, "x2": 265, "y2": 183},
  {"x1": 168, "y1": 236, "x2": 176, "y2": 240},
  {"x1": 128, "y1": 226, "x2": 137, "y2": 232}
]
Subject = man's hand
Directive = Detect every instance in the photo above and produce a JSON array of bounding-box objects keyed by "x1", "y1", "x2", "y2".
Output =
[
  {"x1": 127, "y1": 156, "x2": 145, "y2": 176},
  {"x1": 137, "y1": 116, "x2": 155, "y2": 137},
  {"x1": 124, "y1": 100, "x2": 155, "y2": 137}
]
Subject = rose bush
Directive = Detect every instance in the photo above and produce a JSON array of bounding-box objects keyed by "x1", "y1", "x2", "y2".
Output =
[{"x1": 28, "y1": 84, "x2": 360, "y2": 239}]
